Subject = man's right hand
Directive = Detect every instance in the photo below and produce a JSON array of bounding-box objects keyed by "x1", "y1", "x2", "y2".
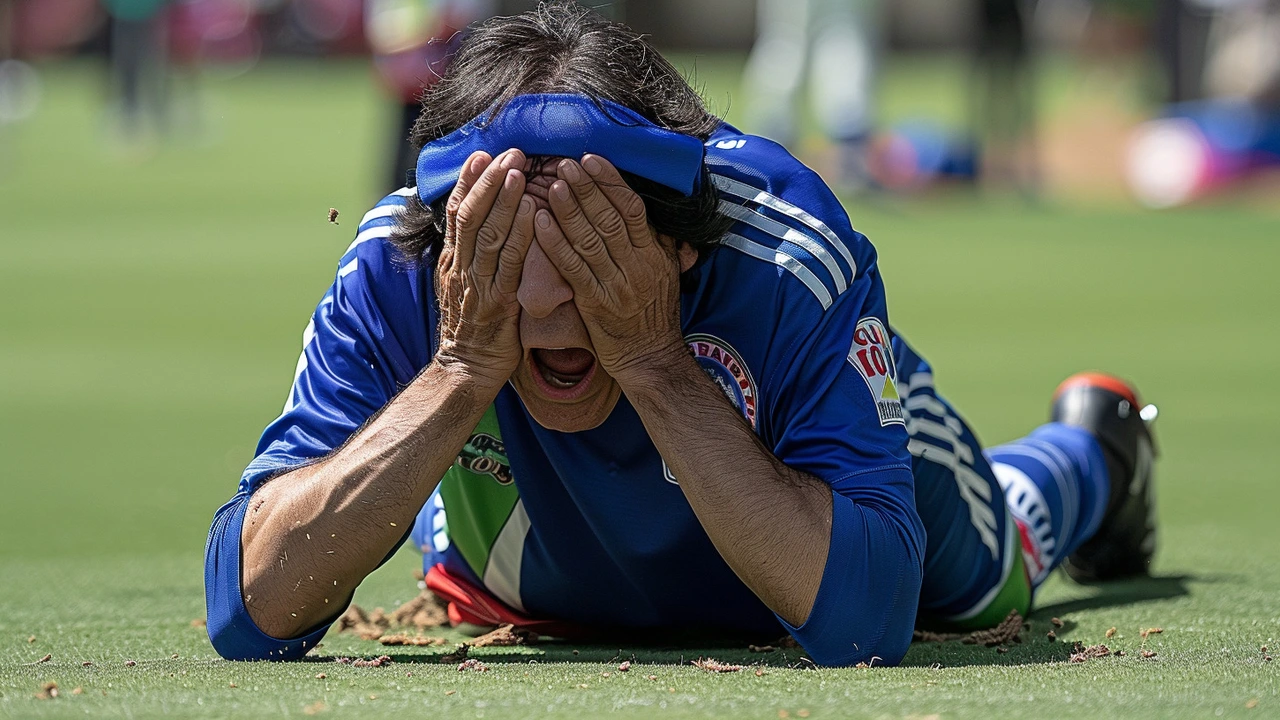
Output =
[{"x1": 434, "y1": 149, "x2": 535, "y2": 389}]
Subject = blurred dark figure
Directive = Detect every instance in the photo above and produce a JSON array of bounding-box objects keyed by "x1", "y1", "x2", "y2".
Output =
[
  {"x1": 103, "y1": 0, "x2": 170, "y2": 139},
  {"x1": 971, "y1": 0, "x2": 1039, "y2": 194},
  {"x1": 1154, "y1": 0, "x2": 1213, "y2": 103},
  {"x1": 366, "y1": 0, "x2": 495, "y2": 191}
]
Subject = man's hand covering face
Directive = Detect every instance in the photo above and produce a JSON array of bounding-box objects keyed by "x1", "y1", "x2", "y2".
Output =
[{"x1": 533, "y1": 154, "x2": 688, "y2": 383}]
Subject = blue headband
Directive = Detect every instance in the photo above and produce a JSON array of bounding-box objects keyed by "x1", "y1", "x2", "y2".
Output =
[{"x1": 415, "y1": 93, "x2": 706, "y2": 205}]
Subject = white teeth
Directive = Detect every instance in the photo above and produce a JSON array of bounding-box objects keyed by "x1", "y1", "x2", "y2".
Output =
[{"x1": 540, "y1": 365, "x2": 581, "y2": 389}]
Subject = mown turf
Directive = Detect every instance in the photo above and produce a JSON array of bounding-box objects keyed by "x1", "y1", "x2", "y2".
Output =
[{"x1": 1, "y1": 57, "x2": 1277, "y2": 719}]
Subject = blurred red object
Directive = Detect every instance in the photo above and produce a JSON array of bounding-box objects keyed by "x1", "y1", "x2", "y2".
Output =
[{"x1": 10, "y1": 0, "x2": 103, "y2": 57}]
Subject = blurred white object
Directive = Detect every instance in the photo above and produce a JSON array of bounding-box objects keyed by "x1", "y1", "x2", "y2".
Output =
[
  {"x1": 1126, "y1": 118, "x2": 1210, "y2": 208},
  {"x1": 0, "y1": 59, "x2": 42, "y2": 124}
]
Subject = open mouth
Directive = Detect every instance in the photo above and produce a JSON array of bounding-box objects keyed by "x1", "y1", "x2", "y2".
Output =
[{"x1": 529, "y1": 348, "x2": 597, "y2": 400}]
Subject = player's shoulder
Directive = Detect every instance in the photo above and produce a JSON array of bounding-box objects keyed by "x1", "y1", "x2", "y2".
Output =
[
  {"x1": 330, "y1": 188, "x2": 429, "y2": 325},
  {"x1": 700, "y1": 125, "x2": 879, "y2": 316}
]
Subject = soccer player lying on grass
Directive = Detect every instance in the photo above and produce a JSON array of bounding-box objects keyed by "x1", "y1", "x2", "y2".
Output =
[{"x1": 205, "y1": 4, "x2": 1159, "y2": 667}]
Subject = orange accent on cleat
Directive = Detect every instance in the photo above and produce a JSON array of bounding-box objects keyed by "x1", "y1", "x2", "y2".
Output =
[{"x1": 1053, "y1": 372, "x2": 1140, "y2": 408}]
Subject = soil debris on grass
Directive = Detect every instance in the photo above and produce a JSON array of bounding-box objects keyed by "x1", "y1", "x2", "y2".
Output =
[
  {"x1": 915, "y1": 610, "x2": 1026, "y2": 647},
  {"x1": 618, "y1": 661, "x2": 631, "y2": 672},
  {"x1": 1051, "y1": 617, "x2": 1064, "y2": 628},
  {"x1": 965, "y1": 610, "x2": 1025, "y2": 647},
  {"x1": 35, "y1": 681, "x2": 59, "y2": 700},
  {"x1": 470, "y1": 623, "x2": 538, "y2": 647},
  {"x1": 303, "y1": 700, "x2": 327, "y2": 715},
  {"x1": 749, "y1": 644, "x2": 777, "y2": 653},
  {"x1": 315, "y1": 672, "x2": 326, "y2": 679},
  {"x1": 457, "y1": 658, "x2": 489, "y2": 672},
  {"x1": 27, "y1": 635, "x2": 35, "y2": 643},
  {"x1": 333, "y1": 655, "x2": 393, "y2": 668},
  {"x1": 1106, "y1": 627, "x2": 1117, "y2": 639},
  {"x1": 997, "y1": 646, "x2": 1009, "y2": 654},
  {"x1": 445, "y1": 690, "x2": 456, "y2": 696},
  {"x1": 755, "y1": 668, "x2": 767, "y2": 676},
  {"x1": 440, "y1": 644, "x2": 470, "y2": 664},
  {"x1": 81, "y1": 661, "x2": 92, "y2": 667},
  {"x1": 646, "y1": 674, "x2": 658, "y2": 681},
  {"x1": 691, "y1": 658, "x2": 745, "y2": 673},
  {"x1": 1046, "y1": 631, "x2": 1057, "y2": 642},
  {"x1": 1069, "y1": 642, "x2": 1112, "y2": 663},
  {"x1": 379, "y1": 634, "x2": 447, "y2": 647},
  {"x1": 327, "y1": 208, "x2": 340, "y2": 225},
  {"x1": 27, "y1": 653, "x2": 52, "y2": 665},
  {"x1": 125, "y1": 660, "x2": 137, "y2": 667},
  {"x1": 389, "y1": 590, "x2": 449, "y2": 630},
  {"x1": 1247, "y1": 699, "x2": 1260, "y2": 709},
  {"x1": 1140, "y1": 650, "x2": 1157, "y2": 659},
  {"x1": 1140, "y1": 627, "x2": 1163, "y2": 639},
  {"x1": 1114, "y1": 649, "x2": 1126, "y2": 657},
  {"x1": 778, "y1": 635, "x2": 801, "y2": 649},
  {"x1": 336, "y1": 603, "x2": 390, "y2": 640},
  {"x1": 71, "y1": 687, "x2": 83, "y2": 695}
]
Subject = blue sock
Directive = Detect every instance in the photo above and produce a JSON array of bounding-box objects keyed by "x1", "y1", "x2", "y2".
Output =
[{"x1": 986, "y1": 423, "x2": 1110, "y2": 588}]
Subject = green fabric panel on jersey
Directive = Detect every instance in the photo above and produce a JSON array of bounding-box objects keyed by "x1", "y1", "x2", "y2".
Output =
[
  {"x1": 948, "y1": 550, "x2": 1032, "y2": 632},
  {"x1": 437, "y1": 405, "x2": 520, "y2": 579}
]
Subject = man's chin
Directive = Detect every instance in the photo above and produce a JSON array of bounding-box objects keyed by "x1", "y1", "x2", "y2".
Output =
[{"x1": 512, "y1": 375, "x2": 623, "y2": 433}]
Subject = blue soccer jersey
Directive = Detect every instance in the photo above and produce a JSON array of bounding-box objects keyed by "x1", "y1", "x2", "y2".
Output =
[{"x1": 206, "y1": 126, "x2": 927, "y2": 666}]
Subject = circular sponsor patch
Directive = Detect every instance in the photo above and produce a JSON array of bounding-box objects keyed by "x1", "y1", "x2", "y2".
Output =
[{"x1": 686, "y1": 333, "x2": 757, "y2": 430}]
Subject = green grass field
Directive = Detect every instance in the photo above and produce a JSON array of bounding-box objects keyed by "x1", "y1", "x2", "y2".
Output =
[{"x1": 1, "y1": 56, "x2": 1277, "y2": 719}]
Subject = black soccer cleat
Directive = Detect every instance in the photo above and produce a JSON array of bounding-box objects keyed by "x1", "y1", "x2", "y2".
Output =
[{"x1": 1051, "y1": 373, "x2": 1159, "y2": 582}]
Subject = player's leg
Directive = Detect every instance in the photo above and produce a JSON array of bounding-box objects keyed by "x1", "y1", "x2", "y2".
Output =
[
  {"x1": 809, "y1": 0, "x2": 881, "y2": 189},
  {"x1": 895, "y1": 334, "x2": 1032, "y2": 631},
  {"x1": 991, "y1": 374, "x2": 1158, "y2": 584}
]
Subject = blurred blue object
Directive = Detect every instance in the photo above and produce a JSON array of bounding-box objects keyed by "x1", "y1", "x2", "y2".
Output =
[{"x1": 870, "y1": 120, "x2": 980, "y2": 191}]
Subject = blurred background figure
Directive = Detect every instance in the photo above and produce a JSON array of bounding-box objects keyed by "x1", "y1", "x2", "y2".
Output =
[
  {"x1": 743, "y1": 0, "x2": 883, "y2": 191},
  {"x1": 103, "y1": 0, "x2": 172, "y2": 141},
  {"x1": 1128, "y1": 0, "x2": 1280, "y2": 206},
  {"x1": 366, "y1": 0, "x2": 495, "y2": 190},
  {"x1": 970, "y1": 0, "x2": 1038, "y2": 195}
]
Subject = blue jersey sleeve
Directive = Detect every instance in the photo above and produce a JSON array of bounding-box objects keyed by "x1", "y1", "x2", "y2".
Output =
[
  {"x1": 706, "y1": 131, "x2": 924, "y2": 666},
  {"x1": 765, "y1": 280, "x2": 925, "y2": 667},
  {"x1": 205, "y1": 192, "x2": 431, "y2": 660}
]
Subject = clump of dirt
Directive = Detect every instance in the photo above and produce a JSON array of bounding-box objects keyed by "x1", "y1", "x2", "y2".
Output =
[
  {"x1": 914, "y1": 610, "x2": 1027, "y2": 647},
  {"x1": 440, "y1": 644, "x2": 470, "y2": 664},
  {"x1": 27, "y1": 654, "x2": 52, "y2": 666},
  {"x1": 379, "y1": 634, "x2": 447, "y2": 647},
  {"x1": 191, "y1": 618, "x2": 206, "y2": 628},
  {"x1": 303, "y1": 700, "x2": 327, "y2": 715},
  {"x1": 470, "y1": 623, "x2": 537, "y2": 647},
  {"x1": 34, "y1": 682, "x2": 58, "y2": 700},
  {"x1": 1106, "y1": 627, "x2": 1117, "y2": 639},
  {"x1": 27, "y1": 636, "x2": 35, "y2": 643},
  {"x1": 777, "y1": 635, "x2": 801, "y2": 649},
  {"x1": 124, "y1": 660, "x2": 137, "y2": 667},
  {"x1": 964, "y1": 610, "x2": 1026, "y2": 647},
  {"x1": 334, "y1": 655, "x2": 393, "y2": 667},
  {"x1": 1069, "y1": 642, "x2": 1112, "y2": 663},
  {"x1": 749, "y1": 644, "x2": 777, "y2": 653},
  {"x1": 1140, "y1": 627, "x2": 1163, "y2": 639},
  {"x1": 853, "y1": 657, "x2": 882, "y2": 668},
  {"x1": 1139, "y1": 650, "x2": 1157, "y2": 659},
  {"x1": 691, "y1": 658, "x2": 744, "y2": 673},
  {"x1": 389, "y1": 590, "x2": 450, "y2": 630},
  {"x1": 618, "y1": 661, "x2": 631, "y2": 672},
  {"x1": 328, "y1": 208, "x2": 340, "y2": 225},
  {"x1": 1051, "y1": 618, "x2": 1064, "y2": 628},
  {"x1": 1046, "y1": 631, "x2": 1057, "y2": 642},
  {"x1": 457, "y1": 658, "x2": 488, "y2": 672}
]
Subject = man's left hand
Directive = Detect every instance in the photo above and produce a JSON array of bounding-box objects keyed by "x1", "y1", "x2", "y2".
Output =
[{"x1": 533, "y1": 155, "x2": 688, "y2": 384}]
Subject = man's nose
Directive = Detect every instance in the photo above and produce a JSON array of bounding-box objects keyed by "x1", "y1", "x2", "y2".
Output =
[{"x1": 517, "y1": 238, "x2": 574, "y2": 319}]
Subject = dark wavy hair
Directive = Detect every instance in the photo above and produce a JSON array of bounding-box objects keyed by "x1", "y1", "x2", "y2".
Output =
[{"x1": 389, "y1": 1, "x2": 732, "y2": 264}]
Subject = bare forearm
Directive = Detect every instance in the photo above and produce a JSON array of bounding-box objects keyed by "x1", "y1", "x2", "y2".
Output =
[
  {"x1": 240, "y1": 362, "x2": 496, "y2": 638},
  {"x1": 622, "y1": 351, "x2": 832, "y2": 627}
]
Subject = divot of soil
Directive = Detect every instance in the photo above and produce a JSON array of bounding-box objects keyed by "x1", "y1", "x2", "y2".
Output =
[
  {"x1": 27, "y1": 653, "x2": 52, "y2": 665},
  {"x1": 35, "y1": 681, "x2": 58, "y2": 700},
  {"x1": 618, "y1": 661, "x2": 631, "y2": 672},
  {"x1": 379, "y1": 634, "x2": 447, "y2": 647},
  {"x1": 457, "y1": 658, "x2": 488, "y2": 672},
  {"x1": 1139, "y1": 650, "x2": 1157, "y2": 659},
  {"x1": 1051, "y1": 618, "x2": 1064, "y2": 628},
  {"x1": 334, "y1": 655, "x2": 393, "y2": 667},
  {"x1": 914, "y1": 610, "x2": 1026, "y2": 647},
  {"x1": 691, "y1": 658, "x2": 745, "y2": 673},
  {"x1": 327, "y1": 208, "x2": 340, "y2": 225},
  {"x1": 1106, "y1": 627, "x2": 1117, "y2": 639},
  {"x1": 749, "y1": 644, "x2": 777, "y2": 653},
  {"x1": 1069, "y1": 642, "x2": 1111, "y2": 663},
  {"x1": 440, "y1": 644, "x2": 471, "y2": 664},
  {"x1": 470, "y1": 623, "x2": 538, "y2": 647}
]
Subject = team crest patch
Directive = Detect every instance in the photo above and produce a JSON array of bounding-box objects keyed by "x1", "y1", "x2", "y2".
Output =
[
  {"x1": 847, "y1": 317, "x2": 904, "y2": 426},
  {"x1": 664, "y1": 334, "x2": 758, "y2": 485},
  {"x1": 686, "y1": 333, "x2": 758, "y2": 429},
  {"x1": 456, "y1": 433, "x2": 513, "y2": 485}
]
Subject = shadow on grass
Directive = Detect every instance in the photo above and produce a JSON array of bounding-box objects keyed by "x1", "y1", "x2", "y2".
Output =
[{"x1": 310, "y1": 574, "x2": 1199, "y2": 670}]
